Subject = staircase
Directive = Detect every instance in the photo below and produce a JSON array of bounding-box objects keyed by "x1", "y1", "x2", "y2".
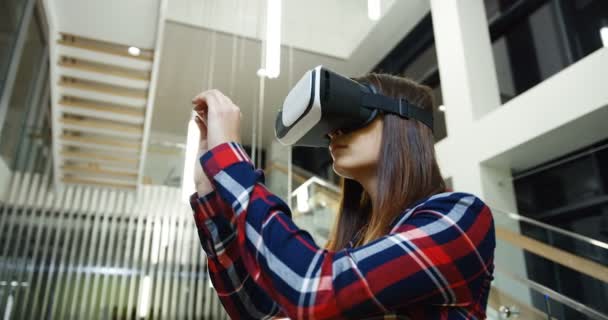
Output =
[{"x1": 53, "y1": 33, "x2": 153, "y2": 189}]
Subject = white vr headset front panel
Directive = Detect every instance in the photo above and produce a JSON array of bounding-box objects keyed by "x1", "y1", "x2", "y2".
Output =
[{"x1": 276, "y1": 65, "x2": 323, "y2": 145}]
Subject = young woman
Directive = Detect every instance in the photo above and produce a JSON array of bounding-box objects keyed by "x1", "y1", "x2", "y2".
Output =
[{"x1": 189, "y1": 74, "x2": 495, "y2": 319}]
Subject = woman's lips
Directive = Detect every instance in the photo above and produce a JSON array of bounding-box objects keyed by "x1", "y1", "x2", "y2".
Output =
[{"x1": 329, "y1": 143, "x2": 347, "y2": 151}]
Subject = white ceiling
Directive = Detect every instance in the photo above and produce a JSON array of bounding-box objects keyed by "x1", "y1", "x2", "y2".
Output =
[
  {"x1": 166, "y1": 0, "x2": 396, "y2": 59},
  {"x1": 150, "y1": 0, "x2": 431, "y2": 149},
  {"x1": 52, "y1": 0, "x2": 161, "y2": 48}
]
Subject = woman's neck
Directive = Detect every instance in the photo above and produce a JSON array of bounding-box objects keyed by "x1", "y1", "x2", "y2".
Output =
[{"x1": 356, "y1": 170, "x2": 378, "y2": 209}]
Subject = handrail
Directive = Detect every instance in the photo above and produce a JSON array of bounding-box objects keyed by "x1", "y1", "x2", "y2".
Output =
[
  {"x1": 491, "y1": 207, "x2": 608, "y2": 251},
  {"x1": 495, "y1": 267, "x2": 608, "y2": 320},
  {"x1": 269, "y1": 166, "x2": 608, "y2": 282},
  {"x1": 274, "y1": 167, "x2": 608, "y2": 251},
  {"x1": 496, "y1": 227, "x2": 608, "y2": 283}
]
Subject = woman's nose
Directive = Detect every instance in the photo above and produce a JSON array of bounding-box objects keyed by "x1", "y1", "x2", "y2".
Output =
[{"x1": 328, "y1": 129, "x2": 343, "y2": 140}]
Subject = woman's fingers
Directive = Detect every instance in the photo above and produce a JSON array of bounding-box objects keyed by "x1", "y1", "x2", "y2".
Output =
[
  {"x1": 191, "y1": 89, "x2": 241, "y2": 149},
  {"x1": 194, "y1": 115, "x2": 207, "y2": 132}
]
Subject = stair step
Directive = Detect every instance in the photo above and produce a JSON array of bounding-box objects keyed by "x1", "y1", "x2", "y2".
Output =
[
  {"x1": 60, "y1": 116, "x2": 143, "y2": 139},
  {"x1": 61, "y1": 149, "x2": 139, "y2": 164},
  {"x1": 60, "y1": 64, "x2": 150, "y2": 90},
  {"x1": 59, "y1": 76, "x2": 148, "y2": 99},
  {"x1": 59, "y1": 33, "x2": 153, "y2": 62},
  {"x1": 59, "y1": 55, "x2": 151, "y2": 81},
  {"x1": 60, "y1": 98, "x2": 145, "y2": 125},
  {"x1": 60, "y1": 96, "x2": 144, "y2": 117},
  {"x1": 61, "y1": 133, "x2": 141, "y2": 150},
  {"x1": 62, "y1": 164, "x2": 139, "y2": 178},
  {"x1": 58, "y1": 45, "x2": 152, "y2": 70},
  {"x1": 60, "y1": 86, "x2": 147, "y2": 108},
  {"x1": 62, "y1": 176, "x2": 137, "y2": 189}
]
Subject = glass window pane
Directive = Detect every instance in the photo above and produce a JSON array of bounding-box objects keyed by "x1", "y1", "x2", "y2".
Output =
[
  {"x1": 488, "y1": 0, "x2": 608, "y2": 102},
  {"x1": 0, "y1": 0, "x2": 29, "y2": 94},
  {"x1": 0, "y1": 13, "x2": 45, "y2": 169}
]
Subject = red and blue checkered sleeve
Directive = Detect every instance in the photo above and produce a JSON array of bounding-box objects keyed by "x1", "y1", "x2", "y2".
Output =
[
  {"x1": 190, "y1": 190, "x2": 288, "y2": 319},
  {"x1": 201, "y1": 141, "x2": 495, "y2": 319}
]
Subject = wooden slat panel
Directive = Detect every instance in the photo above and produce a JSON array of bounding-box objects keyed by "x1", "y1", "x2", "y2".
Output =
[
  {"x1": 496, "y1": 227, "x2": 608, "y2": 283},
  {"x1": 60, "y1": 116, "x2": 143, "y2": 134},
  {"x1": 62, "y1": 164, "x2": 139, "y2": 178},
  {"x1": 59, "y1": 33, "x2": 153, "y2": 61},
  {"x1": 61, "y1": 133, "x2": 141, "y2": 150},
  {"x1": 61, "y1": 150, "x2": 139, "y2": 164},
  {"x1": 60, "y1": 96, "x2": 144, "y2": 117},
  {"x1": 62, "y1": 177, "x2": 137, "y2": 189},
  {"x1": 60, "y1": 86, "x2": 147, "y2": 109},
  {"x1": 59, "y1": 76, "x2": 148, "y2": 99},
  {"x1": 59, "y1": 55, "x2": 151, "y2": 80}
]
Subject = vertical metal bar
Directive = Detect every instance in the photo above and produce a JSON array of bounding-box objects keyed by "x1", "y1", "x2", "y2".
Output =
[
  {"x1": 14, "y1": 162, "x2": 51, "y2": 317},
  {"x1": 0, "y1": 0, "x2": 36, "y2": 133},
  {"x1": 27, "y1": 179, "x2": 63, "y2": 318},
  {"x1": 1, "y1": 171, "x2": 33, "y2": 315},
  {"x1": 8, "y1": 173, "x2": 42, "y2": 319},
  {"x1": 169, "y1": 195, "x2": 187, "y2": 318},
  {"x1": 57, "y1": 187, "x2": 92, "y2": 319},
  {"x1": 98, "y1": 191, "x2": 124, "y2": 319},
  {"x1": 185, "y1": 204, "x2": 197, "y2": 320},
  {"x1": 126, "y1": 187, "x2": 149, "y2": 318},
  {"x1": 136, "y1": 186, "x2": 161, "y2": 318},
  {"x1": 39, "y1": 186, "x2": 73, "y2": 317},
  {"x1": 0, "y1": 172, "x2": 27, "y2": 280},
  {"x1": 0, "y1": 174, "x2": 27, "y2": 313},
  {"x1": 108, "y1": 191, "x2": 130, "y2": 318},
  {"x1": 66, "y1": 187, "x2": 95, "y2": 320},
  {"x1": 87, "y1": 190, "x2": 115, "y2": 319},
  {"x1": 157, "y1": 186, "x2": 174, "y2": 319},
  {"x1": 76, "y1": 189, "x2": 108, "y2": 317},
  {"x1": 160, "y1": 195, "x2": 177, "y2": 319},
  {"x1": 169, "y1": 189, "x2": 184, "y2": 317},
  {"x1": 116, "y1": 191, "x2": 135, "y2": 318},
  {"x1": 2, "y1": 170, "x2": 38, "y2": 319}
]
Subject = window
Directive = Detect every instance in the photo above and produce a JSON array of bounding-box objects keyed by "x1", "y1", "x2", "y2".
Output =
[
  {"x1": 487, "y1": 0, "x2": 608, "y2": 102},
  {"x1": 374, "y1": 15, "x2": 448, "y2": 143},
  {"x1": 513, "y1": 138, "x2": 608, "y2": 319},
  {"x1": 0, "y1": 0, "x2": 29, "y2": 94},
  {"x1": 0, "y1": 11, "x2": 46, "y2": 169}
]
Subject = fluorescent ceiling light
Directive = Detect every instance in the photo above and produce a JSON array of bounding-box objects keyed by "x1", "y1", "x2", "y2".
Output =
[
  {"x1": 263, "y1": 0, "x2": 282, "y2": 78},
  {"x1": 601, "y1": 26, "x2": 608, "y2": 48},
  {"x1": 128, "y1": 46, "x2": 141, "y2": 56},
  {"x1": 368, "y1": 0, "x2": 381, "y2": 21},
  {"x1": 182, "y1": 117, "x2": 200, "y2": 203}
]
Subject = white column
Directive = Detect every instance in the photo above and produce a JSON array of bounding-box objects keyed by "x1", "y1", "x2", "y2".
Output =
[
  {"x1": 430, "y1": 0, "x2": 501, "y2": 134},
  {"x1": 431, "y1": 0, "x2": 532, "y2": 309}
]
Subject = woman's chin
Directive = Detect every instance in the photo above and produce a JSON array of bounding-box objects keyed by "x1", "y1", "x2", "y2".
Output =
[{"x1": 332, "y1": 162, "x2": 354, "y2": 179}]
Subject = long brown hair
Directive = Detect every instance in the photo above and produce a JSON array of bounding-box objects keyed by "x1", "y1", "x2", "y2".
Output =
[{"x1": 325, "y1": 73, "x2": 446, "y2": 250}]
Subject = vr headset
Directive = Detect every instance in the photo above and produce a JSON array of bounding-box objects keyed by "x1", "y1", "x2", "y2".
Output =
[{"x1": 274, "y1": 66, "x2": 434, "y2": 147}]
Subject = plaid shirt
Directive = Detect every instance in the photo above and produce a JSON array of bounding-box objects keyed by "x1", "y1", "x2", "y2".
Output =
[{"x1": 190, "y1": 142, "x2": 495, "y2": 320}]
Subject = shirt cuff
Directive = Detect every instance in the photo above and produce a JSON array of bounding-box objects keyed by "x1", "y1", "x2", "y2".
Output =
[
  {"x1": 190, "y1": 190, "x2": 219, "y2": 225},
  {"x1": 200, "y1": 141, "x2": 253, "y2": 178}
]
